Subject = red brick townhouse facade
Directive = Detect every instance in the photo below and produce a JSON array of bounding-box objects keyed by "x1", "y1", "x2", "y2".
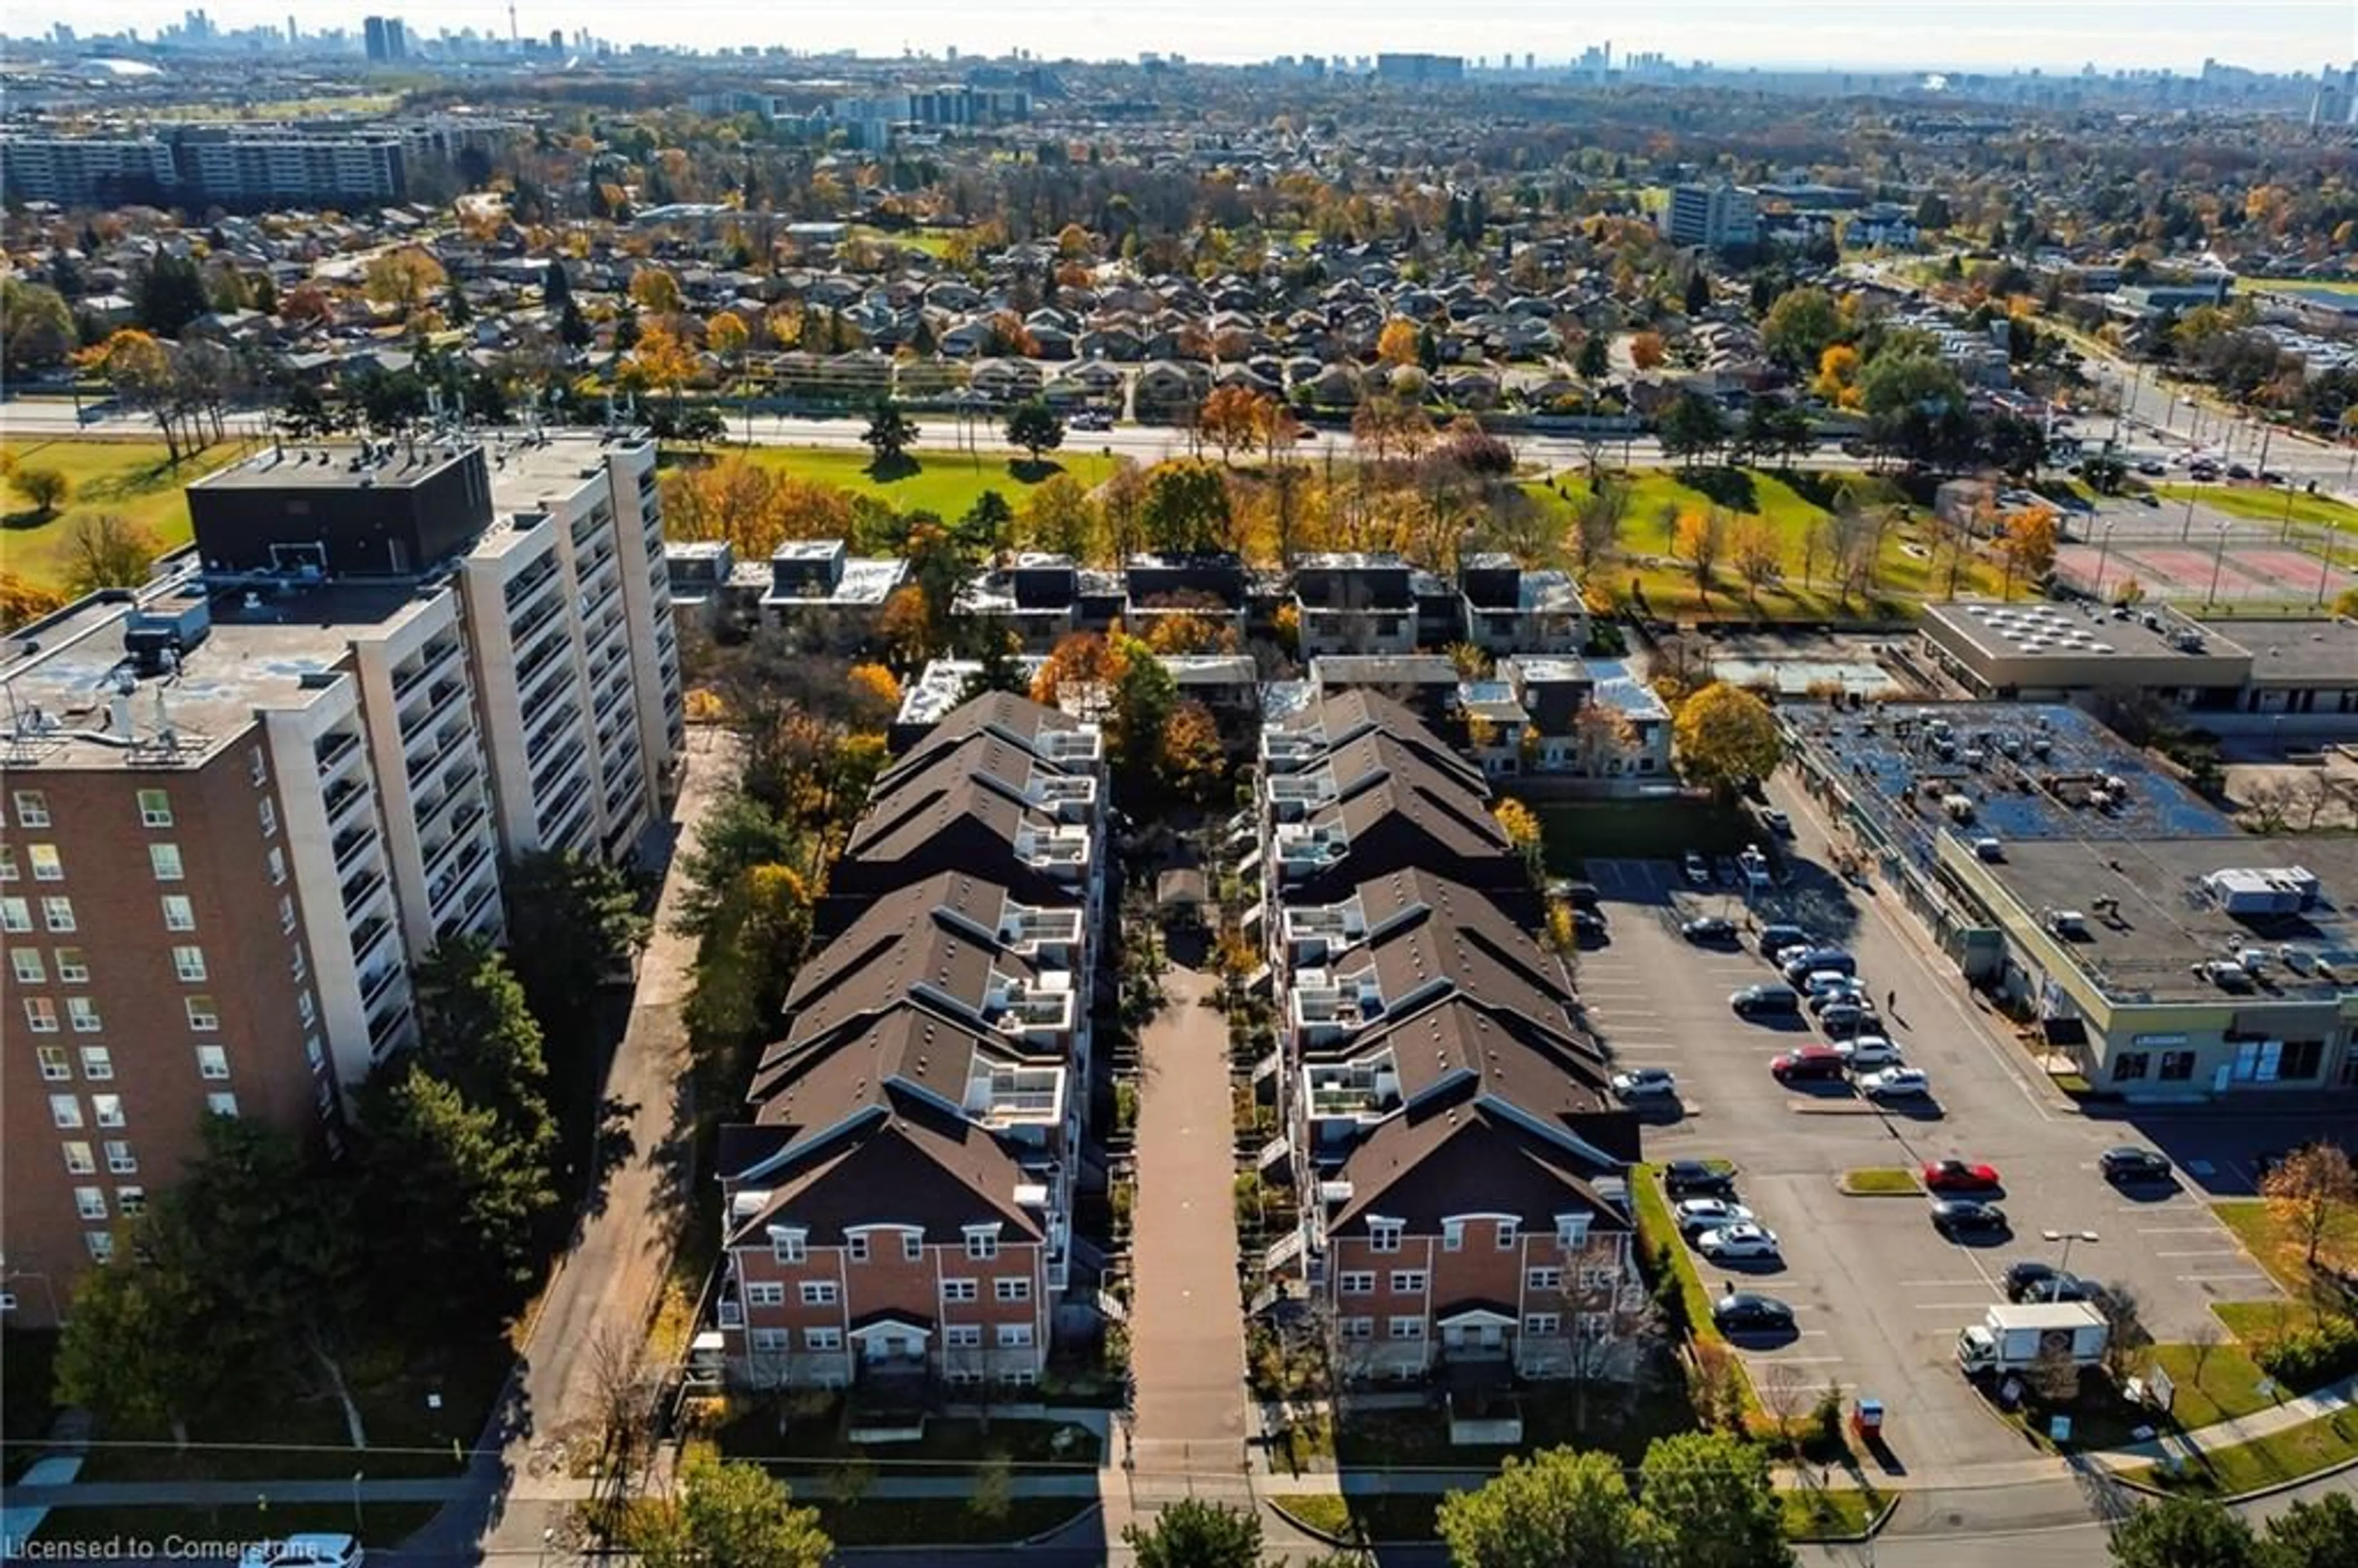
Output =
[{"x1": 712, "y1": 693, "x2": 1105, "y2": 1391}]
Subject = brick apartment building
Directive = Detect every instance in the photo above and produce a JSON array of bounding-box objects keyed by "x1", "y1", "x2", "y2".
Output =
[
  {"x1": 712, "y1": 694, "x2": 1106, "y2": 1391},
  {"x1": 1, "y1": 432, "x2": 680, "y2": 1326}
]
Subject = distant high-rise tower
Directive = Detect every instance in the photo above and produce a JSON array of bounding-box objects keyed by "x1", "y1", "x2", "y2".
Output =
[{"x1": 362, "y1": 14, "x2": 407, "y2": 61}]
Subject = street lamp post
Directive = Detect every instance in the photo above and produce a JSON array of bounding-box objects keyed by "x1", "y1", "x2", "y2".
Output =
[
  {"x1": 351, "y1": 1470, "x2": 365, "y2": 1538},
  {"x1": 2043, "y1": 1228, "x2": 2099, "y2": 1275},
  {"x1": 2206, "y1": 521, "x2": 2232, "y2": 607},
  {"x1": 2318, "y1": 526, "x2": 2338, "y2": 608},
  {"x1": 2180, "y1": 486, "x2": 2199, "y2": 543},
  {"x1": 2093, "y1": 521, "x2": 2115, "y2": 602}
]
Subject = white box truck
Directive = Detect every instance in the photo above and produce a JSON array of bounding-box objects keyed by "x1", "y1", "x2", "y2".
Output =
[{"x1": 1956, "y1": 1302, "x2": 2109, "y2": 1376}]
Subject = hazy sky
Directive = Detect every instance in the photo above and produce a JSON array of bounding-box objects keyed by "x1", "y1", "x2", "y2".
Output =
[{"x1": 31, "y1": 0, "x2": 2358, "y2": 75}]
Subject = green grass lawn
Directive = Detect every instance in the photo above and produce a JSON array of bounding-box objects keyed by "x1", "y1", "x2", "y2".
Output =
[
  {"x1": 2133, "y1": 1405, "x2": 2358, "y2": 1496},
  {"x1": 1536, "y1": 799, "x2": 1757, "y2": 873},
  {"x1": 1527, "y1": 465, "x2": 1999, "y2": 621},
  {"x1": 1839, "y1": 1168, "x2": 1923, "y2": 1196},
  {"x1": 701, "y1": 444, "x2": 1123, "y2": 519},
  {"x1": 2152, "y1": 484, "x2": 2358, "y2": 532},
  {"x1": 714, "y1": 1400, "x2": 1100, "y2": 1473},
  {"x1": 2146, "y1": 1340, "x2": 2286, "y2": 1429},
  {"x1": 74, "y1": 1335, "x2": 509, "y2": 1485},
  {"x1": 2, "y1": 437, "x2": 250, "y2": 594},
  {"x1": 1270, "y1": 1491, "x2": 1442, "y2": 1543},
  {"x1": 34, "y1": 1500, "x2": 438, "y2": 1549},
  {"x1": 2211, "y1": 1200, "x2": 2358, "y2": 1298},
  {"x1": 812, "y1": 1497, "x2": 1092, "y2": 1545},
  {"x1": 1630, "y1": 1163, "x2": 1734, "y2": 1361},
  {"x1": 847, "y1": 225, "x2": 972, "y2": 260},
  {"x1": 2241, "y1": 277, "x2": 2358, "y2": 300},
  {"x1": 1780, "y1": 1486, "x2": 1883, "y2": 1541}
]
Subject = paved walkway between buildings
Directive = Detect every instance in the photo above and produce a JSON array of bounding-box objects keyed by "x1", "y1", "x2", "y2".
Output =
[{"x1": 1121, "y1": 958, "x2": 1251, "y2": 1519}]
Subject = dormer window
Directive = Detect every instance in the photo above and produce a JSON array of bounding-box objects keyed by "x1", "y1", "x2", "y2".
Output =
[
  {"x1": 1496, "y1": 1219, "x2": 1519, "y2": 1251},
  {"x1": 964, "y1": 1224, "x2": 1001, "y2": 1261},
  {"x1": 1441, "y1": 1220, "x2": 1463, "y2": 1252},
  {"x1": 769, "y1": 1226, "x2": 807, "y2": 1265},
  {"x1": 1368, "y1": 1219, "x2": 1403, "y2": 1254},
  {"x1": 1555, "y1": 1214, "x2": 1591, "y2": 1249}
]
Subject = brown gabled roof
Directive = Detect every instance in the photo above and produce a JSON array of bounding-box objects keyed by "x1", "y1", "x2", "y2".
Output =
[
  {"x1": 1330, "y1": 1095, "x2": 1633, "y2": 1236},
  {"x1": 880, "y1": 689, "x2": 1084, "y2": 787},
  {"x1": 1351, "y1": 869, "x2": 1578, "y2": 1034},
  {"x1": 723, "y1": 1082, "x2": 1043, "y2": 1247},
  {"x1": 782, "y1": 872, "x2": 1039, "y2": 1048},
  {"x1": 1275, "y1": 689, "x2": 1482, "y2": 788}
]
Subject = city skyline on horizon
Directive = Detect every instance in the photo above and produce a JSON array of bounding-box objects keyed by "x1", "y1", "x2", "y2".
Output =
[{"x1": 14, "y1": 0, "x2": 2356, "y2": 79}]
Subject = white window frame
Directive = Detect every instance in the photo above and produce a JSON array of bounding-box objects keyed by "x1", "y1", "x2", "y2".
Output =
[
  {"x1": 1339, "y1": 1270, "x2": 1374, "y2": 1295},
  {"x1": 1556, "y1": 1214, "x2": 1592, "y2": 1248},
  {"x1": 996, "y1": 1322, "x2": 1034, "y2": 1348},
  {"x1": 1367, "y1": 1221, "x2": 1403, "y2": 1253},
  {"x1": 91, "y1": 1094, "x2": 123, "y2": 1129},
  {"x1": 770, "y1": 1229, "x2": 807, "y2": 1264},
  {"x1": 804, "y1": 1327, "x2": 843, "y2": 1351},
  {"x1": 847, "y1": 1233, "x2": 871, "y2": 1262},
  {"x1": 49, "y1": 1094, "x2": 82, "y2": 1129},
  {"x1": 62, "y1": 1141, "x2": 95, "y2": 1174},
  {"x1": 68, "y1": 997, "x2": 101, "y2": 1033},
  {"x1": 117, "y1": 1186, "x2": 147, "y2": 1216},
  {"x1": 173, "y1": 946, "x2": 208, "y2": 982},
  {"x1": 942, "y1": 1278, "x2": 978, "y2": 1303},
  {"x1": 75, "y1": 1187, "x2": 107, "y2": 1221},
  {"x1": 186, "y1": 996, "x2": 220, "y2": 1031},
  {"x1": 36, "y1": 1044, "x2": 69, "y2": 1079},
  {"x1": 995, "y1": 1276, "x2": 1031, "y2": 1302},
  {"x1": 42, "y1": 896, "x2": 74, "y2": 932},
  {"x1": 25, "y1": 998, "x2": 58, "y2": 1033},
  {"x1": 798, "y1": 1280, "x2": 838, "y2": 1306},
  {"x1": 258, "y1": 797, "x2": 278, "y2": 837},
  {"x1": 150, "y1": 844, "x2": 185, "y2": 882},
  {"x1": 1525, "y1": 1312, "x2": 1563, "y2": 1336},
  {"x1": 161, "y1": 895, "x2": 196, "y2": 931},
  {"x1": 963, "y1": 1226, "x2": 1000, "y2": 1260},
  {"x1": 1497, "y1": 1219, "x2": 1520, "y2": 1250},
  {"x1": 1441, "y1": 1219, "x2": 1464, "y2": 1252},
  {"x1": 1, "y1": 896, "x2": 29, "y2": 932},
  {"x1": 28, "y1": 844, "x2": 61, "y2": 881},
  {"x1": 748, "y1": 1328, "x2": 791, "y2": 1354},
  {"x1": 53, "y1": 947, "x2": 87, "y2": 984},
  {"x1": 1527, "y1": 1266, "x2": 1564, "y2": 1292},
  {"x1": 1388, "y1": 1316, "x2": 1426, "y2": 1341},
  {"x1": 1339, "y1": 1316, "x2": 1375, "y2": 1340},
  {"x1": 104, "y1": 1141, "x2": 136, "y2": 1174},
  {"x1": 902, "y1": 1231, "x2": 924, "y2": 1260},
  {"x1": 1390, "y1": 1269, "x2": 1427, "y2": 1294},
  {"x1": 9, "y1": 948, "x2": 39, "y2": 985},
  {"x1": 206, "y1": 1092, "x2": 239, "y2": 1117},
  {"x1": 85, "y1": 1232, "x2": 114, "y2": 1263},
  {"x1": 743, "y1": 1282, "x2": 786, "y2": 1308},
  {"x1": 77, "y1": 1046, "x2": 112, "y2": 1080},
  {"x1": 14, "y1": 790, "x2": 50, "y2": 826},
  {"x1": 945, "y1": 1324, "x2": 983, "y2": 1349},
  {"x1": 138, "y1": 789, "x2": 174, "y2": 828},
  {"x1": 196, "y1": 1046, "x2": 231, "y2": 1081}
]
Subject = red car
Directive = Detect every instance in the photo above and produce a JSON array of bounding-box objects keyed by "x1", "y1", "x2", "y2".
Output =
[
  {"x1": 1772, "y1": 1046, "x2": 1847, "y2": 1084},
  {"x1": 1922, "y1": 1159, "x2": 2002, "y2": 1193}
]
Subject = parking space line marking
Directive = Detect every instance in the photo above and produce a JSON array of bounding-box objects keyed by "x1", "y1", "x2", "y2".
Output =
[
  {"x1": 1898, "y1": 1279, "x2": 1989, "y2": 1286},
  {"x1": 2134, "y1": 1225, "x2": 2222, "y2": 1234},
  {"x1": 2156, "y1": 1248, "x2": 2244, "y2": 1257},
  {"x1": 1910, "y1": 1300, "x2": 2003, "y2": 1310},
  {"x1": 2174, "y1": 1272, "x2": 2274, "y2": 1283}
]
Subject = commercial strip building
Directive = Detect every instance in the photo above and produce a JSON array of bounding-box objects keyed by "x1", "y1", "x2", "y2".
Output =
[
  {"x1": 1783, "y1": 701, "x2": 2357, "y2": 1100},
  {"x1": 709, "y1": 693, "x2": 1108, "y2": 1394},
  {"x1": 0, "y1": 432, "x2": 682, "y2": 1325},
  {"x1": 1248, "y1": 692, "x2": 1646, "y2": 1386}
]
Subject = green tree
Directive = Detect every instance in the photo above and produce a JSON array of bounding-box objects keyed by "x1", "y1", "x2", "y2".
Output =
[
  {"x1": 1576, "y1": 332, "x2": 1611, "y2": 384},
  {"x1": 2108, "y1": 1496, "x2": 2259, "y2": 1568},
  {"x1": 1005, "y1": 398, "x2": 1066, "y2": 462},
  {"x1": 1658, "y1": 393, "x2": 1729, "y2": 468},
  {"x1": 14, "y1": 465, "x2": 70, "y2": 518},
  {"x1": 956, "y1": 491, "x2": 1017, "y2": 557},
  {"x1": 500, "y1": 849, "x2": 649, "y2": 1046},
  {"x1": 2259, "y1": 1493, "x2": 2358, "y2": 1568},
  {"x1": 1109, "y1": 634, "x2": 1178, "y2": 774},
  {"x1": 1635, "y1": 1432, "x2": 1792, "y2": 1568},
  {"x1": 359, "y1": 1066, "x2": 556, "y2": 1306},
  {"x1": 408, "y1": 934, "x2": 557, "y2": 1163},
  {"x1": 1438, "y1": 1446, "x2": 1645, "y2": 1568},
  {"x1": 1760, "y1": 287, "x2": 1843, "y2": 372},
  {"x1": 135, "y1": 254, "x2": 209, "y2": 337},
  {"x1": 1, "y1": 278, "x2": 77, "y2": 372},
  {"x1": 62, "y1": 513, "x2": 161, "y2": 596},
  {"x1": 626, "y1": 1448, "x2": 833, "y2": 1568},
  {"x1": 862, "y1": 396, "x2": 919, "y2": 465},
  {"x1": 52, "y1": 1232, "x2": 220, "y2": 1449},
  {"x1": 1673, "y1": 681, "x2": 1784, "y2": 797},
  {"x1": 1139, "y1": 460, "x2": 1232, "y2": 553},
  {"x1": 1123, "y1": 1499, "x2": 1263, "y2": 1568}
]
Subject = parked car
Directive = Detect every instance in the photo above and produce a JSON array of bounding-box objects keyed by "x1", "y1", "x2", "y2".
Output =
[
  {"x1": 1761, "y1": 808, "x2": 1794, "y2": 837},
  {"x1": 1565, "y1": 881, "x2": 1603, "y2": 910},
  {"x1": 1837, "y1": 1034, "x2": 1905, "y2": 1068},
  {"x1": 2136, "y1": 459, "x2": 2166, "y2": 476},
  {"x1": 1683, "y1": 915, "x2": 1739, "y2": 944},
  {"x1": 1772, "y1": 1047, "x2": 1849, "y2": 1084},
  {"x1": 2022, "y1": 1272, "x2": 2098, "y2": 1303},
  {"x1": 1782, "y1": 949, "x2": 1857, "y2": 986},
  {"x1": 1697, "y1": 1224, "x2": 1781, "y2": 1260},
  {"x1": 1730, "y1": 984, "x2": 1802, "y2": 1018},
  {"x1": 1922, "y1": 1160, "x2": 2002, "y2": 1193},
  {"x1": 1758, "y1": 923, "x2": 1811, "y2": 959},
  {"x1": 1683, "y1": 850, "x2": 1711, "y2": 887},
  {"x1": 1713, "y1": 1292, "x2": 1796, "y2": 1332},
  {"x1": 1819, "y1": 1004, "x2": 1881, "y2": 1039},
  {"x1": 1663, "y1": 1160, "x2": 1739, "y2": 1198},
  {"x1": 2002, "y1": 1260, "x2": 2063, "y2": 1301},
  {"x1": 241, "y1": 1539, "x2": 365, "y2": 1568},
  {"x1": 1675, "y1": 1198, "x2": 1756, "y2": 1236},
  {"x1": 1931, "y1": 1199, "x2": 2009, "y2": 1237},
  {"x1": 1574, "y1": 910, "x2": 1609, "y2": 942},
  {"x1": 2099, "y1": 1146, "x2": 2173, "y2": 1183},
  {"x1": 1611, "y1": 1068, "x2": 1679, "y2": 1101},
  {"x1": 1860, "y1": 1066, "x2": 1931, "y2": 1099},
  {"x1": 1806, "y1": 977, "x2": 1868, "y2": 1009},
  {"x1": 2228, "y1": 462, "x2": 2254, "y2": 480}
]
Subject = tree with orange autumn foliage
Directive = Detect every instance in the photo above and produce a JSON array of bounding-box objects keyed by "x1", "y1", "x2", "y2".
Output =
[
  {"x1": 845, "y1": 664, "x2": 903, "y2": 727},
  {"x1": 1030, "y1": 632, "x2": 1127, "y2": 717},
  {"x1": 1628, "y1": 332, "x2": 1667, "y2": 371},
  {"x1": 1197, "y1": 385, "x2": 1275, "y2": 467},
  {"x1": 1377, "y1": 318, "x2": 1420, "y2": 367}
]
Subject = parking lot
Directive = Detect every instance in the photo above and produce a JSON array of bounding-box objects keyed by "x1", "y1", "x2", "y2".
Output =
[{"x1": 1576, "y1": 818, "x2": 2316, "y2": 1473}]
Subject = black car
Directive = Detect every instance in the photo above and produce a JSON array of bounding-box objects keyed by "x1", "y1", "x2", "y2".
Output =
[
  {"x1": 1683, "y1": 916, "x2": 1738, "y2": 945},
  {"x1": 1757, "y1": 923, "x2": 1810, "y2": 959},
  {"x1": 1713, "y1": 1292, "x2": 1796, "y2": 1332},
  {"x1": 1574, "y1": 910, "x2": 1609, "y2": 943},
  {"x1": 2099, "y1": 1146, "x2": 2173, "y2": 1183},
  {"x1": 1730, "y1": 984, "x2": 1802, "y2": 1018},
  {"x1": 2002, "y1": 1260, "x2": 2061, "y2": 1302},
  {"x1": 1663, "y1": 1160, "x2": 1739, "y2": 1198},
  {"x1": 1931, "y1": 1199, "x2": 2009, "y2": 1238},
  {"x1": 1566, "y1": 882, "x2": 1602, "y2": 911},
  {"x1": 2023, "y1": 1273, "x2": 2098, "y2": 1303}
]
